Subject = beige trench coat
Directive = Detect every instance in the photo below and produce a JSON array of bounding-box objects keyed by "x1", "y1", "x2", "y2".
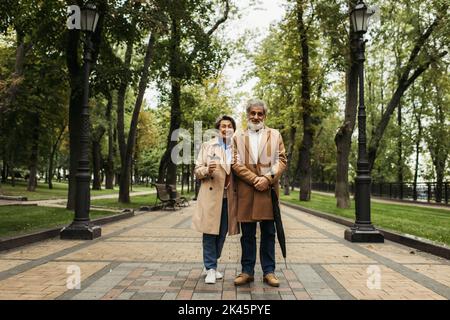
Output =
[
  {"x1": 232, "y1": 127, "x2": 287, "y2": 222},
  {"x1": 191, "y1": 137, "x2": 239, "y2": 236}
]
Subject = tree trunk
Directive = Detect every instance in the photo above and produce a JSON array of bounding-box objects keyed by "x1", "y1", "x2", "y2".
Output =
[
  {"x1": 0, "y1": 32, "x2": 28, "y2": 114},
  {"x1": 412, "y1": 89, "x2": 422, "y2": 201},
  {"x1": 27, "y1": 113, "x2": 39, "y2": 192},
  {"x1": 165, "y1": 80, "x2": 182, "y2": 186},
  {"x1": 284, "y1": 124, "x2": 296, "y2": 196},
  {"x1": 92, "y1": 124, "x2": 105, "y2": 191},
  {"x1": 9, "y1": 161, "x2": 15, "y2": 187},
  {"x1": 2, "y1": 160, "x2": 7, "y2": 183},
  {"x1": 429, "y1": 72, "x2": 447, "y2": 203},
  {"x1": 116, "y1": 38, "x2": 134, "y2": 168},
  {"x1": 92, "y1": 139, "x2": 102, "y2": 191},
  {"x1": 158, "y1": 16, "x2": 182, "y2": 185},
  {"x1": 105, "y1": 95, "x2": 115, "y2": 189},
  {"x1": 296, "y1": 1, "x2": 313, "y2": 201},
  {"x1": 191, "y1": 164, "x2": 195, "y2": 192},
  {"x1": 335, "y1": 2, "x2": 358, "y2": 209},
  {"x1": 187, "y1": 164, "x2": 190, "y2": 193},
  {"x1": 119, "y1": 33, "x2": 157, "y2": 203},
  {"x1": 397, "y1": 99, "x2": 404, "y2": 198},
  {"x1": 92, "y1": 143, "x2": 101, "y2": 190},
  {"x1": 48, "y1": 125, "x2": 65, "y2": 189},
  {"x1": 182, "y1": 164, "x2": 187, "y2": 194},
  {"x1": 133, "y1": 133, "x2": 139, "y2": 186}
]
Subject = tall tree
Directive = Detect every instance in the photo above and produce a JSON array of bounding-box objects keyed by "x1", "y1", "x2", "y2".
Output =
[
  {"x1": 424, "y1": 63, "x2": 449, "y2": 203},
  {"x1": 367, "y1": 2, "x2": 448, "y2": 171},
  {"x1": 296, "y1": 0, "x2": 314, "y2": 201},
  {"x1": 157, "y1": 0, "x2": 230, "y2": 185}
]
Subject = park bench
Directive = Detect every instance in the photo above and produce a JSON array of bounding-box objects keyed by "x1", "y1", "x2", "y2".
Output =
[
  {"x1": 167, "y1": 184, "x2": 189, "y2": 208},
  {"x1": 152, "y1": 183, "x2": 189, "y2": 210}
]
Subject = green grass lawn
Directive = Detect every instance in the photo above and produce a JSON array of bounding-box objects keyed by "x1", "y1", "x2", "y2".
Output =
[
  {"x1": 0, "y1": 205, "x2": 116, "y2": 239},
  {"x1": 281, "y1": 191, "x2": 450, "y2": 246},
  {"x1": 91, "y1": 194, "x2": 158, "y2": 209},
  {"x1": 0, "y1": 181, "x2": 154, "y2": 201},
  {"x1": 91, "y1": 191, "x2": 195, "y2": 209}
]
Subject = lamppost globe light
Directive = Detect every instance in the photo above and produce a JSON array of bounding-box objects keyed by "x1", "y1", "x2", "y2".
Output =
[
  {"x1": 80, "y1": 4, "x2": 99, "y2": 32},
  {"x1": 350, "y1": 0, "x2": 374, "y2": 34}
]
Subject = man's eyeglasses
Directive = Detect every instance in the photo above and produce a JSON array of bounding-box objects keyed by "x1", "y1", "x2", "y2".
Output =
[{"x1": 249, "y1": 111, "x2": 265, "y2": 117}]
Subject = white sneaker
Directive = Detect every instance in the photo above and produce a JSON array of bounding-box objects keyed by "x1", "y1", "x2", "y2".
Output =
[
  {"x1": 203, "y1": 267, "x2": 223, "y2": 280},
  {"x1": 205, "y1": 269, "x2": 216, "y2": 284},
  {"x1": 215, "y1": 270, "x2": 223, "y2": 280}
]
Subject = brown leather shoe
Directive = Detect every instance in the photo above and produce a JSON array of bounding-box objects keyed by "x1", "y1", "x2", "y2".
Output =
[
  {"x1": 234, "y1": 273, "x2": 254, "y2": 286},
  {"x1": 263, "y1": 273, "x2": 280, "y2": 287}
]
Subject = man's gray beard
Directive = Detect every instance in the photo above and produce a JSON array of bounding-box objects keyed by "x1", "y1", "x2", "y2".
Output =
[{"x1": 248, "y1": 121, "x2": 264, "y2": 131}]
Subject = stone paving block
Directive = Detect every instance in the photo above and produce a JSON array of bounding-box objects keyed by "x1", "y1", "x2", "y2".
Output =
[
  {"x1": 192, "y1": 293, "x2": 222, "y2": 300},
  {"x1": 72, "y1": 292, "x2": 106, "y2": 300},
  {"x1": 176, "y1": 289, "x2": 193, "y2": 300},
  {"x1": 251, "y1": 293, "x2": 281, "y2": 300},
  {"x1": 180, "y1": 279, "x2": 195, "y2": 288},
  {"x1": 169, "y1": 280, "x2": 186, "y2": 287},
  {"x1": 236, "y1": 293, "x2": 251, "y2": 300},
  {"x1": 116, "y1": 291, "x2": 135, "y2": 300},
  {"x1": 161, "y1": 292, "x2": 179, "y2": 300},
  {"x1": 177, "y1": 271, "x2": 190, "y2": 277},
  {"x1": 293, "y1": 291, "x2": 312, "y2": 300},
  {"x1": 131, "y1": 292, "x2": 164, "y2": 300},
  {"x1": 101, "y1": 288, "x2": 124, "y2": 300},
  {"x1": 221, "y1": 290, "x2": 236, "y2": 300},
  {"x1": 280, "y1": 294, "x2": 296, "y2": 300},
  {"x1": 153, "y1": 271, "x2": 178, "y2": 276},
  {"x1": 117, "y1": 263, "x2": 142, "y2": 269},
  {"x1": 142, "y1": 271, "x2": 155, "y2": 277},
  {"x1": 140, "y1": 263, "x2": 162, "y2": 269},
  {"x1": 144, "y1": 280, "x2": 172, "y2": 287}
]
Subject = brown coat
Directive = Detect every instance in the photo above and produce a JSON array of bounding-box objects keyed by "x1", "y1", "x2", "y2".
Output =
[
  {"x1": 232, "y1": 127, "x2": 287, "y2": 222},
  {"x1": 191, "y1": 137, "x2": 239, "y2": 235}
]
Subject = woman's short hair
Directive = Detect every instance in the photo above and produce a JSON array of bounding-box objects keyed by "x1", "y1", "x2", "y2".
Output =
[
  {"x1": 246, "y1": 99, "x2": 268, "y2": 115},
  {"x1": 215, "y1": 115, "x2": 236, "y2": 131}
]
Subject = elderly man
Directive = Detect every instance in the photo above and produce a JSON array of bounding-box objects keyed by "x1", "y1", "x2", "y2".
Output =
[{"x1": 232, "y1": 99, "x2": 287, "y2": 287}]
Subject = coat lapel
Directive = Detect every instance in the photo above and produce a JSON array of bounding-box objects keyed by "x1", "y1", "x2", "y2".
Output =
[
  {"x1": 242, "y1": 130, "x2": 257, "y2": 165},
  {"x1": 257, "y1": 128, "x2": 271, "y2": 161},
  {"x1": 211, "y1": 137, "x2": 231, "y2": 175}
]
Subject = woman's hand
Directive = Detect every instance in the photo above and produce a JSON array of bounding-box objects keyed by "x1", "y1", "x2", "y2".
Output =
[{"x1": 208, "y1": 161, "x2": 217, "y2": 174}]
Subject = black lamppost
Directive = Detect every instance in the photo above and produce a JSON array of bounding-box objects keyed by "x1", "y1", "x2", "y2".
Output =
[
  {"x1": 61, "y1": 4, "x2": 101, "y2": 240},
  {"x1": 345, "y1": 0, "x2": 384, "y2": 243}
]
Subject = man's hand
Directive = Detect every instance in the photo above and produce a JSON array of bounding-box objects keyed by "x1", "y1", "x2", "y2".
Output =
[{"x1": 254, "y1": 176, "x2": 270, "y2": 191}]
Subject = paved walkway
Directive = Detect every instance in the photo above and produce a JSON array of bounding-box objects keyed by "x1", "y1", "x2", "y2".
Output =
[{"x1": 0, "y1": 202, "x2": 449, "y2": 300}]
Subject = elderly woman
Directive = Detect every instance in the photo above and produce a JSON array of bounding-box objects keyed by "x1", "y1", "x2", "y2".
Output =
[{"x1": 192, "y1": 115, "x2": 239, "y2": 284}]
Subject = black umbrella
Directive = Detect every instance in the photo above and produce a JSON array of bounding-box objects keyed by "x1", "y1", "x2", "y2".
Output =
[{"x1": 271, "y1": 187, "x2": 287, "y2": 268}]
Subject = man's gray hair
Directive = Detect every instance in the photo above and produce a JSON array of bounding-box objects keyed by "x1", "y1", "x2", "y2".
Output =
[{"x1": 246, "y1": 99, "x2": 268, "y2": 115}]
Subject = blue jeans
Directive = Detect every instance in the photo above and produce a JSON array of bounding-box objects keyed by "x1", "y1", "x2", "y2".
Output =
[
  {"x1": 203, "y1": 199, "x2": 228, "y2": 270},
  {"x1": 240, "y1": 220, "x2": 276, "y2": 276}
]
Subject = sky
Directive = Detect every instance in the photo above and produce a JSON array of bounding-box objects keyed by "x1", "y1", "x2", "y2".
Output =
[
  {"x1": 144, "y1": 0, "x2": 287, "y2": 114},
  {"x1": 219, "y1": 0, "x2": 287, "y2": 110}
]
